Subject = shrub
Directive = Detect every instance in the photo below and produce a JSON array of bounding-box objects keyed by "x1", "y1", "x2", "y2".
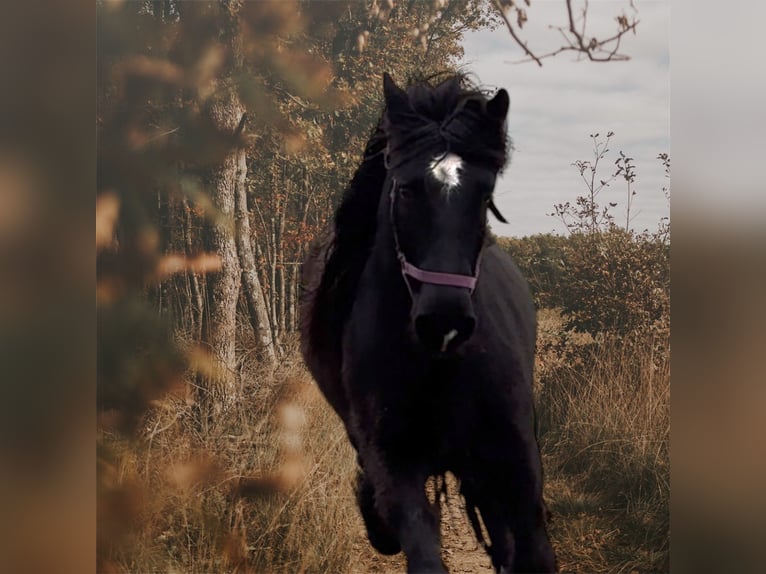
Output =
[
  {"x1": 558, "y1": 229, "x2": 669, "y2": 338},
  {"x1": 497, "y1": 234, "x2": 568, "y2": 309}
]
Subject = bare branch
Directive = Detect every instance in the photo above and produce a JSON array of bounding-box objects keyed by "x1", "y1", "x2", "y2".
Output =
[
  {"x1": 495, "y1": 0, "x2": 639, "y2": 66},
  {"x1": 490, "y1": 0, "x2": 543, "y2": 67},
  {"x1": 563, "y1": 0, "x2": 639, "y2": 62}
]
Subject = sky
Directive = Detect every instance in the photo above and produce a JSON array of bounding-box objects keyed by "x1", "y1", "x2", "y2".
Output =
[{"x1": 460, "y1": 0, "x2": 669, "y2": 238}]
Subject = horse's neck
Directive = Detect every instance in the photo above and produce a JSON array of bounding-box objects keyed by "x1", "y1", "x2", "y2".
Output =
[{"x1": 362, "y1": 225, "x2": 409, "y2": 305}]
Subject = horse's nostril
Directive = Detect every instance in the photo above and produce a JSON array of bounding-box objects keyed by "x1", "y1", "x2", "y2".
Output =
[{"x1": 414, "y1": 314, "x2": 476, "y2": 352}]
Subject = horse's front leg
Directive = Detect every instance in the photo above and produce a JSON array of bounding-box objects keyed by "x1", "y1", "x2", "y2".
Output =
[
  {"x1": 361, "y1": 448, "x2": 446, "y2": 573},
  {"x1": 464, "y1": 431, "x2": 556, "y2": 573}
]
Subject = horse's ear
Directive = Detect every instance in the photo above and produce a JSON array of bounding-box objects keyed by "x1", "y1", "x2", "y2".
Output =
[
  {"x1": 487, "y1": 88, "x2": 510, "y2": 120},
  {"x1": 383, "y1": 72, "x2": 410, "y2": 113}
]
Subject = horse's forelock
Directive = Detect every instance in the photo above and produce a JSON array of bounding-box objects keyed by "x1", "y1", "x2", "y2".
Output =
[{"x1": 383, "y1": 75, "x2": 509, "y2": 174}]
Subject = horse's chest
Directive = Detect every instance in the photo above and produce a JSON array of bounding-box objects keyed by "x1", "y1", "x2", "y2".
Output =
[{"x1": 372, "y1": 371, "x2": 479, "y2": 459}]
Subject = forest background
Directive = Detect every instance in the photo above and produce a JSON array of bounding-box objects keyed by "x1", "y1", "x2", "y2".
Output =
[{"x1": 96, "y1": 1, "x2": 670, "y2": 572}]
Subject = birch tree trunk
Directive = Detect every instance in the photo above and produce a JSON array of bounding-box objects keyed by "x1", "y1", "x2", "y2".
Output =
[
  {"x1": 234, "y1": 126, "x2": 276, "y2": 364},
  {"x1": 270, "y1": 216, "x2": 279, "y2": 344}
]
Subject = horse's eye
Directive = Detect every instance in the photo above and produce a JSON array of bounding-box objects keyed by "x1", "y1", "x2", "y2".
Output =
[{"x1": 399, "y1": 186, "x2": 414, "y2": 200}]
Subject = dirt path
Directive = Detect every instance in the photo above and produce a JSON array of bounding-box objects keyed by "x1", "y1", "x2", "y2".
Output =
[{"x1": 350, "y1": 475, "x2": 494, "y2": 574}]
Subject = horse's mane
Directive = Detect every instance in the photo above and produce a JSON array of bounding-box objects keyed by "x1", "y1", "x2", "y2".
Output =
[
  {"x1": 301, "y1": 123, "x2": 386, "y2": 367},
  {"x1": 302, "y1": 73, "x2": 509, "y2": 363}
]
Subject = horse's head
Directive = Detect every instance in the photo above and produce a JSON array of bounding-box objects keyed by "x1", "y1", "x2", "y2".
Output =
[{"x1": 380, "y1": 73, "x2": 510, "y2": 354}]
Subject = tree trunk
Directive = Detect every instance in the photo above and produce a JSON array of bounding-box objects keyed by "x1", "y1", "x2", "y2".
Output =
[
  {"x1": 182, "y1": 196, "x2": 204, "y2": 341},
  {"x1": 277, "y1": 175, "x2": 288, "y2": 337},
  {"x1": 288, "y1": 263, "x2": 297, "y2": 332},
  {"x1": 278, "y1": 258, "x2": 286, "y2": 336},
  {"x1": 200, "y1": 88, "x2": 243, "y2": 404},
  {"x1": 270, "y1": 207, "x2": 279, "y2": 344},
  {"x1": 253, "y1": 236, "x2": 271, "y2": 314},
  {"x1": 234, "y1": 126, "x2": 276, "y2": 364}
]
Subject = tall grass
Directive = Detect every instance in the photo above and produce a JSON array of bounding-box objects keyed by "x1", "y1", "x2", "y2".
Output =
[
  {"x1": 100, "y1": 350, "x2": 359, "y2": 574},
  {"x1": 536, "y1": 309, "x2": 670, "y2": 572},
  {"x1": 100, "y1": 311, "x2": 669, "y2": 573}
]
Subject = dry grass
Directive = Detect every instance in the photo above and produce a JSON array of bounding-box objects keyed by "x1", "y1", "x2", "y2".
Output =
[
  {"x1": 537, "y1": 309, "x2": 670, "y2": 573},
  {"x1": 99, "y1": 311, "x2": 669, "y2": 573},
  {"x1": 99, "y1": 348, "x2": 359, "y2": 573}
]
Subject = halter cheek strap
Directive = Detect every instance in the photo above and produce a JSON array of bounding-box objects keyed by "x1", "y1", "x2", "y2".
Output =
[{"x1": 388, "y1": 179, "x2": 483, "y2": 298}]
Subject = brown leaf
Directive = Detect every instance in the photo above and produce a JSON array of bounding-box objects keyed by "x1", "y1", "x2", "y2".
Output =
[
  {"x1": 96, "y1": 191, "x2": 120, "y2": 250},
  {"x1": 165, "y1": 454, "x2": 221, "y2": 492},
  {"x1": 188, "y1": 345, "x2": 224, "y2": 381},
  {"x1": 240, "y1": 0, "x2": 302, "y2": 38},
  {"x1": 156, "y1": 252, "x2": 222, "y2": 280},
  {"x1": 116, "y1": 55, "x2": 183, "y2": 85}
]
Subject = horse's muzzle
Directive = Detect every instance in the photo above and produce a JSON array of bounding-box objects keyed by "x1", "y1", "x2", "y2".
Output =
[{"x1": 412, "y1": 284, "x2": 476, "y2": 353}]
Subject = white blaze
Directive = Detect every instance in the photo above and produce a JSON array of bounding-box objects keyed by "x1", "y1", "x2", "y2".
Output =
[
  {"x1": 429, "y1": 153, "x2": 463, "y2": 191},
  {"x1": 441, "y1": 329, "x2": 459, "y2": 353}
]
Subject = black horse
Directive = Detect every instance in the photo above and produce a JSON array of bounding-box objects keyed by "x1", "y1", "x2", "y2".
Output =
[{"x1": 300, "y1": 73, "x2": 556, "y2": 573}]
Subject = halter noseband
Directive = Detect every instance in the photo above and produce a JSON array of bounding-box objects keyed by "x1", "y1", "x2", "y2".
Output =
[{"x1": 388, "y1": 178, "x2": 483, "y2": 298}]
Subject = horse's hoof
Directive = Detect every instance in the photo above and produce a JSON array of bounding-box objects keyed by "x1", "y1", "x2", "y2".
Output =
[
  {"x1": 406, "y1": 558, "x2": 448, "y2": 574},
  {"x1": 357, "y1": 474, "x2": 401, "y2": 555},
  {"x1": 367, "y1": 527, "x2": 401, "y2": 556}
]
